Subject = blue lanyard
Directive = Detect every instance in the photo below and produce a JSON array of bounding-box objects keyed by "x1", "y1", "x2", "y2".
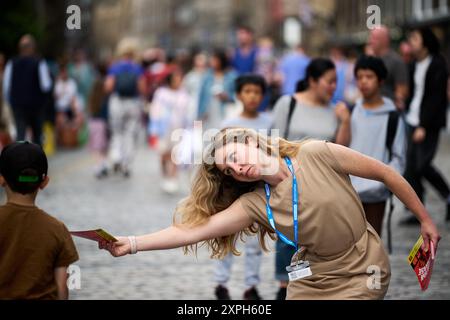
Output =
[{"x1": 264, "y1": 157, "x2": 299, "y2": 251}]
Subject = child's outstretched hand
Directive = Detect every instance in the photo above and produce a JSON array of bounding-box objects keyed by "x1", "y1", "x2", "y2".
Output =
[
  {"x1": 99, "y1": 237, "x2": 130, "y2": 257},
  {"x1": 334, "y1": 102, "x2": 351, "y2": 123}
]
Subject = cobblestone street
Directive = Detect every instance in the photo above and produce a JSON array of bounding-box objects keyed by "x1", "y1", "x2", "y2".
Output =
[
  {"x1": 3, "y1": 0, "x2": 450, "y2": 305},
  {"x1": 4, "y1": 131, "x2": 449, "y2": 300}
]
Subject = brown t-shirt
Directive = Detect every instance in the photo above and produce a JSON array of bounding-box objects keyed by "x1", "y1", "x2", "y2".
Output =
[
  {"x1": 0, "y1": 203, "x2": 79, "y2": 299},
  {"x1": 238, "y1": 140, "x2": 391, "y2": 299}
]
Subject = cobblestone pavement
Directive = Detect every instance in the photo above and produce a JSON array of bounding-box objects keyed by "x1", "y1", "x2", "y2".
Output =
[{"x1": 3, "y1": 130, "x2": 449, "y2": 300}]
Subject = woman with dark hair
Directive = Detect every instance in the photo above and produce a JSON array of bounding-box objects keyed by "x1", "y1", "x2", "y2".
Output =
[
  {"x1": 198, "y1": 49, "x2": 238, "y2": 131},
  {"x1": 273, "y1": 58, "x2": 350, "y2": 144},
  {"x1": 402, "y1": 27, "x2": 450, "y2": 224},
  {"x1": 270, "y1": 57, "x2": 351, "y2": 299}
]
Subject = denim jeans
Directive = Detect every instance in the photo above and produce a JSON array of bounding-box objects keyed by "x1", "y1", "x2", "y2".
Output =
[{"x1": 214, "y1": 234, "x2": 262, "y2": 288}]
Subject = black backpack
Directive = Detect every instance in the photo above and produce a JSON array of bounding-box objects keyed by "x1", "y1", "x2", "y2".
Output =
[{"x1": 115, "y1": 71, "x2": 138, "y2": 97}]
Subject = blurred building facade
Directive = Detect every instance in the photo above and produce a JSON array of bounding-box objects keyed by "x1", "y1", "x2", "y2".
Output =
[
  {"x1": 92, "y1": 0, "x2": 233, "y2": 57},
  {"x1": 1, "y1": 0, "x2": 94, "y2": 59},
  {"x1": 89, "y1": 0, "x2": 450, "y2": 59},
  {"x1": 335, "y1": 0, "x2": 450, "y2": 58},
  {"x1": 90, "y1": 0, "x2": 338, "y2": 57},
  {"x1": 64, "y1": 0, "x2": 95, "y2": 56}
]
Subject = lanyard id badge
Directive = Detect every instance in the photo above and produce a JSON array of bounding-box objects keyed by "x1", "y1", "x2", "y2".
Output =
[
  {"x1": 265, "y1": 157, "x2": 312, "y2": 281},
  {"x1": 287, "y1": 261, "x2": 313, "y2": 281},
  {"x1": 286, "y1": 247, "x2": 312, "y2": 281}
]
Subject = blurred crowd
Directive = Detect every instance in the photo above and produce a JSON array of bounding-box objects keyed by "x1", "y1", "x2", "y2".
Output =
[{"x1": 1, "y1": 24, "x2": 449, "y2": 300}]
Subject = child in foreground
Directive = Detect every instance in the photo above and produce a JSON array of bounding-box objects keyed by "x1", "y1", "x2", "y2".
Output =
[{"x1": 0, "y1": 141, "x2": 79, "y2": 299}]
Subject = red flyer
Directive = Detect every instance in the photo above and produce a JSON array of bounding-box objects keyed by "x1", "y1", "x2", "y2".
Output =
[
  {"x1": 70, "y1": 229, "x2": 118, "y2": 243},
  {"x1": 407, "y1": 235, "x2": 436, "y2": 291}
]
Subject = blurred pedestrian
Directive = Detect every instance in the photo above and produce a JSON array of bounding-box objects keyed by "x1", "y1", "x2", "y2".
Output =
[
  {"x1": 349, "y1": 56, "x2": 406, "y2": 235},
  {"x1": 143, "y1": 49, "x2": 178, "y2": 103},
  {"x1": 368, "y1": 26, "x2": 409, "y2": 110},
  {"x1": 0, "y1": 52, "x2": 4, "y2": 126},
  {"x1": 399, "y1": 41, "x2": 413, "y2": 65},
  {"x1": 104, "y1": 38, "x2": 146, "y2": 178},
  {"x1": 0, "y1": 52, "x2": 15, "y2": 148},
  {"x1": 273, "y1": 58, "x2": 351, "y2": 145},
  {"x1": 271, "y1": 58, "x2": 350, "y2": 299},
  {"x1": 255, "y1": 38, "x2": 276, "y2": 85},
  {"x1": 68, "y1": 49, "x2": 94, "y2": 108},
  {"x1": 54, "y1": 61, "x2": 84, "y2": 148},
  {"x1": 402, "y1": 27, "x2": 450, "y2": 224},
  {"x1": 149, "y1": 70, "x2": 190, "y2": 194},
  {"x1": 41, "y1": 57, "x2": 58, "y2": 152},
  {"x1": 329, "y1": 46, "x2": 349, "y2": 105},
  {"x1": 276, "y1": 45, "x2": 310, "y2": 96},
  {"x1": 87, "y1": 63, "x2": 110, "y2": 179},
  {"x1": 364, "y1": 44, "x2": 375, "y2": 56},
  {"x1": 141, "y1": 48, "x2": 159, "y2": 102},
  {"x1": 2, "y1": 34, "x2": 52, "y2": 145},
  {"x1": 214, "y1": 75, "x2": 272, "y2": 300},
  {"x1": 198, "y1": 49, "x2": 237, "y2": 131},
  {"x1": 232, "y1": 25, "x2": 257, "y2": 75},
  {"x1": 183, "y1": 52, "x2": 208, "y2": 125},
  {"x1": 343, "y1": 49, "x2": 361, "y2": 108},
  {"x1": 255, "y1": 37, "x2": 279, "y2": 111},
  {"x1": 0, "y1": 141, "x2": 79, "y2": 299}
]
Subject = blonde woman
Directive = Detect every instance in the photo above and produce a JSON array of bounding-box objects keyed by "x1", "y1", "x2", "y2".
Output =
[{"x1": 100, "y1": 128, "x2": 440, "y2": 299}]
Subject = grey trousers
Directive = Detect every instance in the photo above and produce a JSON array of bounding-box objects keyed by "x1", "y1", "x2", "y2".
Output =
[{"x1": 108, "y1": 95, "x2": 142, "y2": 170}]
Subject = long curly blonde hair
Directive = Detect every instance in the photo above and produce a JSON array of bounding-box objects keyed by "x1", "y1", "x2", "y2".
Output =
[{"x1": 173, "y1": 127, "x2": 301, "y2": 259}]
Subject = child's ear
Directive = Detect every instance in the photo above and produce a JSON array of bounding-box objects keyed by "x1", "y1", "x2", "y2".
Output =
[{"x1": 39, "y1": 176, "x2": 50, "y2": 190}]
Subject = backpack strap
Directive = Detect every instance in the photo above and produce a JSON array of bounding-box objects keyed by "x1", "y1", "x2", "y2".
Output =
[
  {"x1": 385, "y1": 110, "x2": 400, "y2": 255},
  {"x1": 283, "y1": 96, "x2": 297, "y2": 139},
  {"x1": 386, "y1": 111, "x2": 399, "y2": 162}
]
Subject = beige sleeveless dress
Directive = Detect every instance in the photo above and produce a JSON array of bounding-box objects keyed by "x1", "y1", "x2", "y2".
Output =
[{"x1": 238, "y1": 140, "x2": 391, "y2": 299}]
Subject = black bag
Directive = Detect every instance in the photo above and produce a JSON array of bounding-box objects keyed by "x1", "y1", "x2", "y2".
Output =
[
  {"x1": 115, "y1": 71, "x2": 138, "y2": 97},
  {"x1": 283, "y1": 96, "x2": 297, "y2": 139},
  {"x1": 385, "y1": 111, "x2": 400, "y2": 254}
]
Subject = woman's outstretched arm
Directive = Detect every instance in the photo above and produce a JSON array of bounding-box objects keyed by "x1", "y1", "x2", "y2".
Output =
[
  {"x1": 326, "y1": 142, "x2": 441, "y2": 252},
  {"x1": 100, "y1": 200, "x2": 254, "y2": 257}
]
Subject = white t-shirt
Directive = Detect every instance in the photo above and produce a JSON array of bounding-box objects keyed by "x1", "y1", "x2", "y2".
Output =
[
  {"x1": 54, "y1": 78, "x2": 78, "y2": 112},
  {"x1": 406, "y1": 56, "x2": 432, "y2": 127}
]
